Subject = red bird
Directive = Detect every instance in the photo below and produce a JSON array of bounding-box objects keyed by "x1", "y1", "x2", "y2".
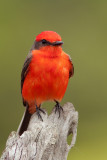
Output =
[{"x1": 18, "y1": 31, "x2": 74, "y2": 135}]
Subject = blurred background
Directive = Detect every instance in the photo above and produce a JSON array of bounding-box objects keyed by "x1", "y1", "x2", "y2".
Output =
[{"x1": 0, "y1": 0, "x2": 107, "y2": 159}]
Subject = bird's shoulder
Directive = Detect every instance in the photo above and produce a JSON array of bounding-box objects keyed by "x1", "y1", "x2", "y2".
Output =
[{"x1": 61, "y1": 51, "x2": 74, "y2": 78}]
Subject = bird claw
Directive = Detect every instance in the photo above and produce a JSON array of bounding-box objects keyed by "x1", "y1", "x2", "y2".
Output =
[
  {"x1": 36, "y1": 105, "x2": 45, "y2": 121},
  {"x1": 55, "y1": 101, "x2": 63, "y2": 118}
]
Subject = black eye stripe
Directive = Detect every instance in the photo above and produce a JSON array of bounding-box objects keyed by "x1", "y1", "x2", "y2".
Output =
[
  {"x1": 41, "y1": 39, "x2": 47, "y2": 44},
  {"x1": 41, "y1": 39, "x2": 51, "y2": 45},
  {"x1": 31, "y1": 39, "x2": 63, "y2": 51}
]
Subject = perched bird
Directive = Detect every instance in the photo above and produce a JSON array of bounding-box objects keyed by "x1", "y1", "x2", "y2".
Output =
[{"x1": 18, "y1": 31, "x2": 74, "y2": 135}]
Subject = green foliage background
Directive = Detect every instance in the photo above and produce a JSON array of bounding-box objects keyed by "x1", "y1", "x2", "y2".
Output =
[{"x1": 0, "y1": 0, "x2": 107, "y2": 159}]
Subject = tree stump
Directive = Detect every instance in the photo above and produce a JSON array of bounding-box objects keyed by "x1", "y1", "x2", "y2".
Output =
[{"x1": 0, "y1": 102, "x2": 78, "y2": 160}]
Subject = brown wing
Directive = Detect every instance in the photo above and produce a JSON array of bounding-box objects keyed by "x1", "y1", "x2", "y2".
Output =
[
  {"x1": 68, "y1": 55, "x2": 74, "y2": 78},
  {"x1": 21, "y1": 52, "x2": 32, "y2": 106}
]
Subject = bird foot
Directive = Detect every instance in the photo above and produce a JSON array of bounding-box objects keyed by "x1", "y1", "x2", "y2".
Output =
[
  {"x1": 55, "y1": 101, "x2": 63, "y2": 118},
  {"x1": 36, "y1": 105, "x2": 45, "y2": 121}
]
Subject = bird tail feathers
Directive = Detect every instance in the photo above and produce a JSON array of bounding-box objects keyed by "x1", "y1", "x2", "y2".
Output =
[{"x1": 17, "y1": 106, "x2": 31, "y2": 136}]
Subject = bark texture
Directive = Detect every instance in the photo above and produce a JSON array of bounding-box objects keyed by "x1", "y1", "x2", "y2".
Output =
[{"x1": 0, "y1": 102, "x2": 78, "y2": 160}]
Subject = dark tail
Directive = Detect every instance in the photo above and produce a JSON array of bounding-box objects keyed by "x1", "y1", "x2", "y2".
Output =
[{"x1": 17, "y1": 106, "x2": 32, "y2": 136}]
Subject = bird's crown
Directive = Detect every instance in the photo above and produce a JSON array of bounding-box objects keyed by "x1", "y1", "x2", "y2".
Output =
[{"x1": 36, "y1": 31, "x2": 62, "y2": 43}]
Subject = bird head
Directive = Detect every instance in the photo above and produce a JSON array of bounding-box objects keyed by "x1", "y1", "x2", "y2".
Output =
[{"x1": 31, "y1": 31, "x2": 63, "y2": 54}]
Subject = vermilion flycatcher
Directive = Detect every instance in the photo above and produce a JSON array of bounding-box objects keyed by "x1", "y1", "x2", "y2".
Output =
[{"x1": 18, "y1": 31, "x2": 74, "y2": 135}]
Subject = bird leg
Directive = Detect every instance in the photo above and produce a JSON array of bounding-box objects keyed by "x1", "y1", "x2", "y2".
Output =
[
  {"x1": 36, "y1": 105, "x2": 45, "y2": 121},
  {"x1": 54, "y1": 100, "x2": 63, "y2": 118}
]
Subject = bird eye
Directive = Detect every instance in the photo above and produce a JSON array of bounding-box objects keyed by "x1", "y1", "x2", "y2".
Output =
[{"x1": 42, "y1": 39, "x2": 47, "y2": 44}]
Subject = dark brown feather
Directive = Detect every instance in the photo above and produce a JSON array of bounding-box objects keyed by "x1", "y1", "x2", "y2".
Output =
[
  {"x1": 69, "y1": 55, "x2": 74, "y2": 78},
  {"x1": 18, "y1": 106, "x2": 32, "y2": 136},
  {"x1": 21, "y1": 52, "x2": 32, "y2": 106}
]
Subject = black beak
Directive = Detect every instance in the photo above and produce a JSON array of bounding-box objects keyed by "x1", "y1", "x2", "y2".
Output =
[{"x1": 52, "y1": 41, "x2": 64, "y2": 46}]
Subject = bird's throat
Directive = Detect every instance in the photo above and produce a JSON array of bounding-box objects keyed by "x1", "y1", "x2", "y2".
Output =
[{"x1": 40, "y1": 46, "x2": 62, "y2": 58}]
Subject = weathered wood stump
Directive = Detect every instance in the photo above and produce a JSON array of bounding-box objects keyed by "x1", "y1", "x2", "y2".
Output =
[{"x1": 0, "y1": 102, "x2": 78, "y2": 160}]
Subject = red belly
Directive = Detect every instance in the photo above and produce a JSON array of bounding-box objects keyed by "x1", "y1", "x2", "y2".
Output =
[{"x1": 22, "y1": 54, "x2": 70, "y2": 106}]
